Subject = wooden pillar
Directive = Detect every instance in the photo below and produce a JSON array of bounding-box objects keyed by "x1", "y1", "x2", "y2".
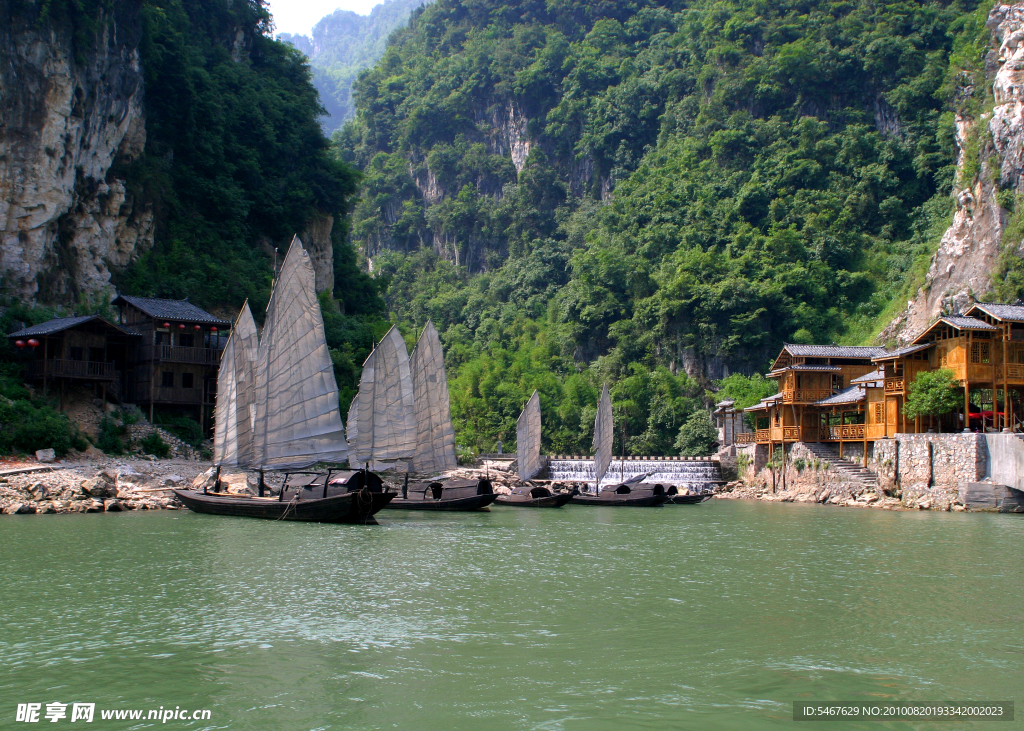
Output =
[
  {"x1": 1003, "y1": 323, "x2": 1009, "y2": 430},
  {"x1": 964, "y1": 380, "x2": 970, "y2": 432},
  {"x1": 42, "y1": 337, "x2": 48, "y2": 396}
]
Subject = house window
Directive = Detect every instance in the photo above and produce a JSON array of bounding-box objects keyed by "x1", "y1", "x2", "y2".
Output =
[
  {"x1": 69, "y1": 347, "x2": 83, "y2": 361},
  {"x1": 970, "y1": 342, "x2": 991, "y2": 364},
  {"x1": 89, "y1": 347, "x2": 104, "y2": 362},
  {"x1": 155, "y1": 331, "x2": 167, "y2": 345},
  {"x1": 873, "y1": 403, "x2": 884, "y2": 423},
  {"x1": 831, "y1": 374, "x2": 843, "y2": 391},
  {"x1": 181, "y1": 372, "x2": 194, "y2": 389},
  {"x1": 161, "y1": 371, "x2": 175, "y2": 388},
  {"x1": 894, "y1": 362, "x2": 904, "y2": 377},
  {"x1": 179, "y1": 334, "x2": 194, "y2": 348}
]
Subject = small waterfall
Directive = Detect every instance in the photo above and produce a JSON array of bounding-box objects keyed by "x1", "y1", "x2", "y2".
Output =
[{"x1": 545, "y1": 457, "x2": 721, "y2": 493}]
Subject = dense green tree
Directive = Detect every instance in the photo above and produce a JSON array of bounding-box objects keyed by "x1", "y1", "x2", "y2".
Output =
[
  {"x1": 903, "y1": 368, "x2": 962, "y2": 431},
  {"x1": 674, "y1": 411, "x2": 719, "y2": 457}
]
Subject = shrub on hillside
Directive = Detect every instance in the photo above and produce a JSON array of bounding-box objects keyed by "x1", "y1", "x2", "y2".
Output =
[
  {"x1": 141, "y1": 432, "x2": 170, "y2": 458},
  {"x1": 0, "y1": 400, "x2": 86, "y2": 457},
  {"x1": 97, "y1": 416, "x2": 127, "y2": 455},
  {"x1": 155, "y1": 415, "x2": 203, "y2": 447}
]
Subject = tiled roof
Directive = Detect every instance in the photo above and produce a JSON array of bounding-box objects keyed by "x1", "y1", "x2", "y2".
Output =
[
  {"x1": 768, "y1": 364, "x2": 841, "y2": 376},
  {"x1": 783, "y1": 344, "x2": 889, "y2": 358},
  {"x1": 112, "y1": 295, "x2": 230, "y2": 325},
  {"x1": 715, "y1": 399, "x2": 735, "y2": 407},
  {"x1": 815, "y1": 386, "x2": 865, "y2": 406},
  {"x1": 744, "y1": 394, "x2": 782, "y2": 412},
  {"x1": 873, "y1": 343, "x2": 932, "y2": 361},
  {"x1": 966, "y1": 303, "x2": 1024, "y2": 322},
  {"x1": 8, "y1": 315, "x2": 141, "y2": 338},
  {"x1": 850, "y1": 369, "x2": 883, "y2": 384},
  {"x1": 939, "y1": 316, "x2": 998, "y2": 331}
]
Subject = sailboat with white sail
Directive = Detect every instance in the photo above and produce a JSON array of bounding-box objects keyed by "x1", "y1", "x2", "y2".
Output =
[
  {"x1": 495, "y1": 390, "x2": 572, "y2": 507},
  {"x1": 382, "y1": 321, "x2": 496, "y2": 510},
  {"x1": 175, "y1": 236, "x2": 394, "y2": 523},
  {"x1": 570, "y1": 383, "x2": 666, "y2": 506}
]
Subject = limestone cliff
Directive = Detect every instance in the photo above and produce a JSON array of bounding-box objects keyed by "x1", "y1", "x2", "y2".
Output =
[
  {"x1": 0, "y1": 2, "x2": 153, "y2": 305},
  {"x1": 883, "y1": 2, "x2": 1024, "y2": 342}
]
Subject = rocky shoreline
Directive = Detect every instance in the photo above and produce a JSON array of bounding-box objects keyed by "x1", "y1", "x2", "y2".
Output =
[
  {"x1": 715, "y1": 480, "x2": 966, "y2": 511},
  {"x1": 0, "y1": 459, "x2": 210, "y2": 515}
]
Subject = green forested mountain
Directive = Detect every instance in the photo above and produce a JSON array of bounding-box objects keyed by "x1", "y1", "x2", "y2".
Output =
[
  {"x1": 279, "y1": 0, "x2": 432, "y2": 133},
  {"x1": 336, "y1": 0, "x2": 990, "y2": 455}
]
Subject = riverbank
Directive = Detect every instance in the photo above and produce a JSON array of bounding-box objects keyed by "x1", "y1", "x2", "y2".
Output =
[
  {"x1": 717, "y1": 479, "x2": 964, "y2": 511},
  {"x1": 0, "y1": 458, "x2": 210, "y2": 514}
]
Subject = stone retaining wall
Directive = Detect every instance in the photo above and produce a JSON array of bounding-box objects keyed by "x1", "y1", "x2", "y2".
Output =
[{"x1": 872, "y1": 434, "x2": 986, "y2": 501}]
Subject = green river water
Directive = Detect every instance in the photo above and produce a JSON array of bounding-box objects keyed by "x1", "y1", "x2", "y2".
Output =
[{"x1": 2, "y1": 500, "x2": 1023, "y2": 730}]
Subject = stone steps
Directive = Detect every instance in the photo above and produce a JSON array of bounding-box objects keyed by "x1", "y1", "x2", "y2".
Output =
[{"x1": 799, "y1": 442, "x2": 879, "y2": 486}]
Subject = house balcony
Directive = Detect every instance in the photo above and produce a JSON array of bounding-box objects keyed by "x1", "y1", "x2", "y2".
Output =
[
  {"x1": 26, "y1": 359, "x2": 117, "y2": 381},
  {"x1": 780, "y1": 389, "x2": 834, "y2": 403},
  {"x1": 138, "y1": 344, "x2": 221, "y2": 365},
  {"x1": 818, "y1": 424, "x2": 886, "y2": 441},
  {"x1": 995, "y1": 364, "x2": 1024, "y2": 381},
  {"x1": 884, "y1": 377, "x2": 905, "y2": 393}
]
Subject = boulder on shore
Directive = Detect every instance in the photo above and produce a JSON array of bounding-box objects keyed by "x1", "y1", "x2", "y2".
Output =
[{"x1": 35, "y1": 448, "x2": 56, "y2": 463}]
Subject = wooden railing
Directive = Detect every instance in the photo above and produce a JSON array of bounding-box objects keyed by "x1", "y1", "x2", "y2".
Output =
[
  {"x1": 26, "y1": 359, "x2": 116, "y2": 380},
  {"x1": 781, "y1": 389, "x2": 834, "y2": 403},
  {"x1": 755, "y1": 429, "x2": 770, "y2": 442},
  {"x1": 735, "y1": 432, "x2": 757, "y2": 444},
  {"x1": 819, "y1": 424, "x2": 866, "y2": 440},
  {"x1": 884, "y1": 377, "x2": 905, "y2": 393},
  {"x1": 138, "y1": 344, "x2": 221, "y2": 365},
  {"x1": 996, "y1": 364, "x2": 1024, "y2": 379}
]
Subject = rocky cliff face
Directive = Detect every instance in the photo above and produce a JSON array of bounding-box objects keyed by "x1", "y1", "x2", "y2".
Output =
[
  {"x1": 0, "y1": 2, "x2": 151, "y2": 306},
  {"x1": 883, "y1": 3, "x2": 1024, "y2": 342}
]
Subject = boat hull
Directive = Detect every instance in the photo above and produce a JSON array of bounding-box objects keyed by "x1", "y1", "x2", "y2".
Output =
[
  {"x1": 570, "y1": 492, "x2": 666, "y2": 507},
  {"x1": 666, "y1": 494, "x2": 714, "y2": 505},
  {"x1": 494, "y1": 492, "x2": 573, "y2": 508},
  {"x1": 173, "y1": 489, "x2": 393, "y2": 523},
  {"x1": 383, "y1": 493, "x2": 498, "y2": 511}
]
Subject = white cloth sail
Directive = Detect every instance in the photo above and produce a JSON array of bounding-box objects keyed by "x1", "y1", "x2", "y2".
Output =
[
  {"x1": 213, "y1": 302, "x2": 259, "y2": 466},
  {"x1": 593, "y1": 383, "x2": 613, "y2": 490},
  {"x1": 249, "y1": 236, "x2": 349, "y2": 470},
  {"x1": 410, "y1": 320, "x2": 457, "y2": 473},
  {"x1": 346, "y1": 393, "x2": 363, "y2": 470},
  {"x1": 517, "y1": 390, "x2": 542, "y2": 481},
  {"x1": 352, "y1": 325, "x2": 417, "y2": 468}
]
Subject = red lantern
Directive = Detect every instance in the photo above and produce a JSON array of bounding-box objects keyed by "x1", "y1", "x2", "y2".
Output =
[
  {"x1": 162, "y1": 322, "x2": 171, "y2": 328},
  {"x1": 27, "y1": 339, "x2": 39, "y2": 348},
  {"x1": 194, "y1": 324, "x2": 201, "y2": 331},
  {"x1": 211, "y1": 327, "x2": 218, "y2": 332},
  {"x1": 14, "y1": 340, "x2": 26, "y2": 348},
  {"x1": 178, "y1": 324, "x2": 185, "y2": 330}
]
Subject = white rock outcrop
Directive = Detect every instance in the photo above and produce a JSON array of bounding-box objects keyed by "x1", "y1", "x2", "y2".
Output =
[
  {"x1": 883, "y1": 3, "x2": 1024, "y2": 342},
  {"x1": 0, "y1": 2, "x2": 152, "y2": 304}
]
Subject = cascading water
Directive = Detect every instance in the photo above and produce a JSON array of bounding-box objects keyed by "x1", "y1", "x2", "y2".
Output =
[{"x1": 545, "y1": 458, "x2": 721, "y2": 493}]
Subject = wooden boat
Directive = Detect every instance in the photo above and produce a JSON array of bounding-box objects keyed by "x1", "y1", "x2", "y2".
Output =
[
  {"x1": 180, "y1": 237, "x2": 381, "y2": 524},
  {"x1": 570, "y1": 482, "x2": 667, "y2": 507},
  {"x1": 665, "y1": 490, "x2": 714, "y2": 505},
  {"x1": 494, "y1": 483, "x2": 574, "y2": 507},
  {"x1": 384, "y1": 477, "x2": 497, "y2": 510},
  {"x1": 176, "y1": 470, "x2": 393, "y2": 523}
]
